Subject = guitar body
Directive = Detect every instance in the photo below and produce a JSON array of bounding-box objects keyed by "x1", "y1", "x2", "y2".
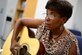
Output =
[{"x1": 2, "y1": 27, "x2": 40, "y2": 55}]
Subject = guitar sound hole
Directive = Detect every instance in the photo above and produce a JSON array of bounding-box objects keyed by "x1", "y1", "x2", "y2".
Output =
[
  {"x1": 19, "y1": 45, "x2": 31, "y2": 55},
  {"x1": 23, "y1": 45, "x2": 27, "y2": 50}
]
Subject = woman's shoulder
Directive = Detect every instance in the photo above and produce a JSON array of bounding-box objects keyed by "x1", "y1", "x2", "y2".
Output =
[{"x1": 62, "y1": 28, "x2": 77, "y2": 42}]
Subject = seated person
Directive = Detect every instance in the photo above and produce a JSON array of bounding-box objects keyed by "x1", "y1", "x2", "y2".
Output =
[{"x1": 10, "y1": 0, "x2": 80, "y2": 55}]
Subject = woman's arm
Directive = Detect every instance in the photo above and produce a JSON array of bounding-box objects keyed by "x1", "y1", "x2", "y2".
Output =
[
  {"x1": 69, "y1": 42, "x2": 77, "y2": 55},
  {"x1": 10, "y1": 18, "x2": 44, "y2": 54},
  {"x1": 12, "y1": 18, "x2": 44, "y2": 42}
]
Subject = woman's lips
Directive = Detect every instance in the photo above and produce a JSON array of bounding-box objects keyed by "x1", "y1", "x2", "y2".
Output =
[
  {"x1": 45, "y1": 21, "x2": 51, "y2": 27},
  {"x1": 45, "y1": 23, "x2": 50, "y2": 27}
]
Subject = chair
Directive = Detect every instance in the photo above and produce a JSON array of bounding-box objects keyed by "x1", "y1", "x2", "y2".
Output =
[
  {"x1": 76, "y1": 35, "x2": 82, "y2": 55},
  {"x1": 69, "y1": 29, "x2": 81, "y2": 36},
  {"x1": 69, "y1": 29, "x2": 82, "y2": 55}
]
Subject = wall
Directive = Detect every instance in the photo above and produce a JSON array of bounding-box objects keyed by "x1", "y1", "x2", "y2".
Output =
[
  {"x1": 73, "y1": 0, "x2": 82, "y2": 35},
  {"x1": 64, "y1": 0, "x2": 78, "y2": 29},
  {"x1": 2, "y1": 0, "x2": 18, "y2": 40},
  {"x1": 35, "y1": 0, "x2": 48, "y2": 19},
  {"x1": 0, "y1": 0, "x2": 18, "y2": 47},
  {"x1": 66, "y1": 0, "x2": 82, "y2": 35},
  {"x1": 0, "y1": 0, "x2": 7, "y2": 38}
]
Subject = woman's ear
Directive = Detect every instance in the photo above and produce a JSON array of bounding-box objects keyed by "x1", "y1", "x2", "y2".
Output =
[{"x1": 62, "y1": 17, "x2": 67, "y2": 24}]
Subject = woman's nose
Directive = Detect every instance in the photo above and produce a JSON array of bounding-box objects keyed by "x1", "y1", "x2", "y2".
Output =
[{"x1": 45, "y1": 16, "x2": 50, "y2": 21}]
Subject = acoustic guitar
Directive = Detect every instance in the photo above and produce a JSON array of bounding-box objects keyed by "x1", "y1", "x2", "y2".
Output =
[{"x1": 2, "y1": 27, "x2": 40, "y2": 55}]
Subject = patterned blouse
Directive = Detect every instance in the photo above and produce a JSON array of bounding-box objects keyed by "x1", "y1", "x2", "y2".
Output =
[{"x1": 35, "y1": 22, "x2": 80, "y2": 55}]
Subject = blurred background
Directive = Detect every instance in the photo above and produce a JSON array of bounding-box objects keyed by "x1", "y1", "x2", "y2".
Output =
[{"x1": 0, "y1": 0, "x2": 82, "y2": 54}]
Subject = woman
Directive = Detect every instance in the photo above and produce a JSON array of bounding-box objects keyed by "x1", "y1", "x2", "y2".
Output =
[{"x1": 10, "y1": 0, "x2": 80, "y2": 55}]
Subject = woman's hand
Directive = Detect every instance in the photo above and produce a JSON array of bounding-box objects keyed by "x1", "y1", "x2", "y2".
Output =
[{"x1": 10, "y1": 40, "x2": 20, "y2": 55}]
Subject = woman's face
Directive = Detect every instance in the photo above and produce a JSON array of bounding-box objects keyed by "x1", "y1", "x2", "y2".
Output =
[{"x1": 45, "y1": 9, "x2": 64, "y2": 30}]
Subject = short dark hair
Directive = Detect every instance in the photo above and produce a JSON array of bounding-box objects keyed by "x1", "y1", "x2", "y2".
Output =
[{"x1": 45, "y1": 0, "x2": 73, "y2": 19}]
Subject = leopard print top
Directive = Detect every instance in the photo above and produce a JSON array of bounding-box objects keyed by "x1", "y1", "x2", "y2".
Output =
[{"x1": 35, "y1": 22, "x2": 80, "y2": 55}]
